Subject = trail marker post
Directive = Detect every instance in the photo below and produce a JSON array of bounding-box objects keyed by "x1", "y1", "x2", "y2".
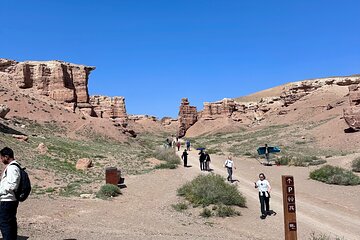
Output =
[{"x1": 282, "y1": 175, "x2": 297, "y2": 240}]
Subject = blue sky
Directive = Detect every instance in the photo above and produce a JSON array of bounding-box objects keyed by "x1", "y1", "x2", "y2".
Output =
[{"x1": 1, "y1": 1, "x2": 360, "y2": 118}]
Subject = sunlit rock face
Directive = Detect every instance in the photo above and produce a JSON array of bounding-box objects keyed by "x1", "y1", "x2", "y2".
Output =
[{"x1": 178, "y1": 98, "x2": 197, "y2": 137}]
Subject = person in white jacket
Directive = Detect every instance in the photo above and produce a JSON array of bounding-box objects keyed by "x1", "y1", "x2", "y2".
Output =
[
  {"x1": 224, "y1": 156, "x2": 235, "y2": 182},
  {"x1": 254, "y1": 173, "x2": 271, "y2": 219},
  {"x1": 0, "y1": 147, "x2": 21, "y2": 240}
]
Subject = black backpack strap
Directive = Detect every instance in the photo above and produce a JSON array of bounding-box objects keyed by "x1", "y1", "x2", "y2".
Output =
[{"x1": 9, "y1": 162, "x2": 24, "y2": 170}]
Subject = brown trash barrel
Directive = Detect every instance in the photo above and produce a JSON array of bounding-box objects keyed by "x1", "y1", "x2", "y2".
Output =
[{"x1": 105, "y1": 167, "x2": 119, "y2": 185}]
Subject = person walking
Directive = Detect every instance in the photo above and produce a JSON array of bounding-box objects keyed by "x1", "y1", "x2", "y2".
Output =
[
  {"x1": 264, "y1": 144, "x2": 270, "y2": 165},
  {"x1": 181, "y1": 149, "x2": 188, "y2": 167},
  {"x1": 199, "y1": 150, "x2": 206, "y2": 171},
  {"x1": 0, "y1": 147, "x2": 21, "y2": 240},
  {"x1": 176, "y1": 141, "x2": 181, "y2": 151},
  {"x1": 254, "y1": 173, "x2": 272, "y2": 219},
  {"x1": 224, "y1": 156, "x2": 235, "y2": 182},
  {"x1": 186, "y1": 140, "x2": 191, "y2": 151},
  {"x1": 204, "y1": 151, "x2": 211, "y2": 171}
]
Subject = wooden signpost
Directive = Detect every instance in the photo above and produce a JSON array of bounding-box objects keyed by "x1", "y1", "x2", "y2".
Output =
[{"x1": 282, "y1": 175, "x2": 297, "y2": 240}]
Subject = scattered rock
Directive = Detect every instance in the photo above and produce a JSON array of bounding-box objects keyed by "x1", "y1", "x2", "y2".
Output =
[
  {"x1": 278, "y1": 110, "x2": 288, "y2": 115},
  {"x1": 12, "y1": 134, "x2": 28, "y2": 141},
  {"x1": 37, "y1": 143, "x2": 48, "y2": 154},
  {"x1": 0, "y1": 104, "x2": 10, "y2": 118},
  {"x1": 80, "y1": 193, "x2": 96, "y2": 199},
  {"x1": 76, "y1": 158, "x2": 93, "y2": 170},
  {"x1": 326, "y1": 104, "x2": 334, "y2": 110}
]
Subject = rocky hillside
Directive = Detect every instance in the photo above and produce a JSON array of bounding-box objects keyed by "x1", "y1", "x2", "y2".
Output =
[{"x1": 0, "y1": 58, "x2": 178, "y2": 139}]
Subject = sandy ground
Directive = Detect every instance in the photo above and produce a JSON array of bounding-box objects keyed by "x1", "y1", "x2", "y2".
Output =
[{"x1": 16, "y1": 147, "x2": 360, "y2": 240}]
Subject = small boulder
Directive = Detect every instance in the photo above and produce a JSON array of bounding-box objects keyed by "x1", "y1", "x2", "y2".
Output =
[
  {"x1": 76, "y1": 158, "x2": 93, "y2": 170},
  {"x1": 326, "y1": 104, "x2": 334, "y2": 110},
  {"x1": 37, "y1": 143, "x2": 48, "y2": 154},
  {"x1": 12, "y1": 134, "x2": 28, "y2": 141},
  {"x1": 0, "y1": 104, "x2": 10, "y2": 118}
]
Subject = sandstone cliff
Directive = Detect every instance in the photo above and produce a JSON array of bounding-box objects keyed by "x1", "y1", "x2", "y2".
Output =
[
  {"x1": 178, "y1": 98, "x2": 197, "y2": 137},
  {"x1": 90, "y1": 96, "x2": 127, "y2": 120},
  {"x1": 0, "y1": 58, "x2": 96, "y2": 114},
  {"x1": 344, "y1": 84, "x2": 360, "y2": 130},
  {"x1": 179, "y1": 75, "x2": 360, "y2": 136}
]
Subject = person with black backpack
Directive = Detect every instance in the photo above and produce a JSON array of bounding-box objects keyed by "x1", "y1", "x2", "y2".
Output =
[{"x1": 0, "y1": 147, "x2": 28, "y2": 240}]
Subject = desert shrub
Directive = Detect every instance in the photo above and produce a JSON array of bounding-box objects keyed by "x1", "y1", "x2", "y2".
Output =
[
  {"x1": 276, "y1": 155, "x2": 326, "y2": 167},
  {"x1": 59, "y1": 182, "x2": 82, "y2": 197},
  {"x1": 96, "y1": 184, "x2": 121, "y2": 199},
  {"x1": 290, "y1": 155, "x2": 325, "y2": 167},
  {"x1": 276, "y1": 155, "x2": 291, "y2": 165},
  {"x1": 310, "y1": 165, "x2": 360, "y2": 185},
  {"x1": 200, "y1": 208, "x2": 212, "y2": 218},
  {"x1": 172, "y1": 202, "x2": 188, "y2": 212},
  {"x1": 215, "y1": 204, "x2": 241, "y2": 217},
  {"x1": 308, "y1": 231, "x2": 344, "y2": 240},
  {"x1": 205, "y1": 148, "x2": 221, "y2": 154},
  {"x1": 153, "y1": 147, "x2": 181, "y2": 169},
  {"x1": 177, "y1": 174, "x2": 246, "y2": 207},
  {"x1": 351, "y1": 157, "x2": 360, "y2": 172}
]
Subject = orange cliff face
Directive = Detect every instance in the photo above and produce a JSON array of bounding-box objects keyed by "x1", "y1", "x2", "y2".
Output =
[
  {"x1": 178, "y1": 98, "x2": 197, "y2": 137},
  {"x1": 0, "y1": 58, "x2": 96, "y2": 115},
  {"x1": 178, "y1": 75, "x2": 360, "y2": 136}
]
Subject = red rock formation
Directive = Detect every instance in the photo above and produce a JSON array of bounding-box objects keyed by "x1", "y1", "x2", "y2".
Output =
[
  {"x1": 0, "y1": 59, "x2": 96, "y2": 113},
  {"x1": 202, "y1": 98, "x2": 236, "y2": 119},
  {"x1": 344, "y1": 85, "x2": 360, "y2": 130},
  {"x1": 0, "y1": 104, "x2": 10, "y2": 118},
  {"x1": 90, "y1": 96, "x2": 127, "y2": 120},
  {"x1": 281, "y1": 77, "x2": 360, "y2": 107},
  {"x1": 178, "y1": 98, "x2": 197, "y2": 137}
]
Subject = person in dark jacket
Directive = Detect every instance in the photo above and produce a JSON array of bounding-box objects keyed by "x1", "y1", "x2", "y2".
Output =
[
  {"x1": 181, "y1": 149, "x2": 188, "y2": 167},
  {"x1": 204, "y1": 152, "x2": 211, "y2": 171},
  {"x1": 199, "y1": 150, "x2": 206, "y2": 171}
]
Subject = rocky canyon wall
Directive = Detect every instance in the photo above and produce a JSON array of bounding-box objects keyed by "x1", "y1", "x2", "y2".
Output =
[
  {"x1": 178, "y1": 75, "x2": 360, "y2": 136},
  {"x1": 178, "y1": 98, "x2": 197, "y2": 137}
]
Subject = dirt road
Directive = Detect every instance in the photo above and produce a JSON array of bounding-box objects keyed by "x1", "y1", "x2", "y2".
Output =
[
  {"x1": 16, "y1": 148, "x2": 360, "y2": 239},
  {"x1": 184, "y1": 150, "x2": 360, "y2": 240}
]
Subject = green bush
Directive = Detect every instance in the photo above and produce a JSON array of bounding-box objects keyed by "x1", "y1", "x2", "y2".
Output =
[
  {"x1": 96, "y1": 184, "x2": 121, "y2": 199},
  {"x1": 276, "y1": 155, "x2": 291, "y2": 165},
  {"x1": 154, "y1": 147, "x2": 181, "y2": 169},
  {"x1": 172, "y1": 202, "x2": 188, "y2": 212},
  {"x1": 310, "y1": 165, "x2": 360, "y2": 185},
  {"x1": 351, "y1": 157, "x2": 360, "y2": 172},
  {"x1": 177, "y1": 174, "x2": 246, "y2": 207},
  {"x1": 308, "y1": 231, "x2": 344, "y2": 240},
  {"x1": 200, "y1": 208, "x2": 212, "y2": 218},
  {"x1": 215, "y1": 204, "x2": 241, "y2": 217},
  {"x1": 276, "y1": 155, "x2": 326, "y2": 167}
]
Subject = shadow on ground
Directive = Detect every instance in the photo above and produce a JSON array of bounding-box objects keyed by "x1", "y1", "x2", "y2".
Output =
[{"x1": 0, "y1": 122, "x2": 24, "y2": 135}]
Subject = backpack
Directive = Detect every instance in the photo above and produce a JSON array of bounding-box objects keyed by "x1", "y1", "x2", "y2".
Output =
[{"x1": 9, "y1": 163, "x2": 31, "y2": 202}]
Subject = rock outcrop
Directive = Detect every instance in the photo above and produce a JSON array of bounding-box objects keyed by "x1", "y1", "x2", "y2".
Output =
[
  {"x1": 0, "y1": 58, "x2": 96, "y2": 114},
  {"x1": 178, "y1": 98, "x2": 197, "y2": 137},
  {"x1": 344, "y1": 84, "x2": 360, "y2": 130},
  {"x1": 179, "y1": 75, "x2": 360, "y2": 136},
  {"x1": 202, "y1": 98, "x2": 236, "y2": 120},
  {"x1": 281, "y1": 76, "x2": 360, "y2": 106},
  {"x1": 0, "y1": 104, "x2": 10, "y2": 118},
  {"x1": 76, "y1": 158, "x2": 93, "y2": 170},
  {"x1": 90, "y1": 96, "x2": 127, "y2": 120}
]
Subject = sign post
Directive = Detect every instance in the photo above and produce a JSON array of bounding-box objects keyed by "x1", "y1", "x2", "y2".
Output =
[{"x1": 282, "y1": 175, "x2": 297, "y2": 240}]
